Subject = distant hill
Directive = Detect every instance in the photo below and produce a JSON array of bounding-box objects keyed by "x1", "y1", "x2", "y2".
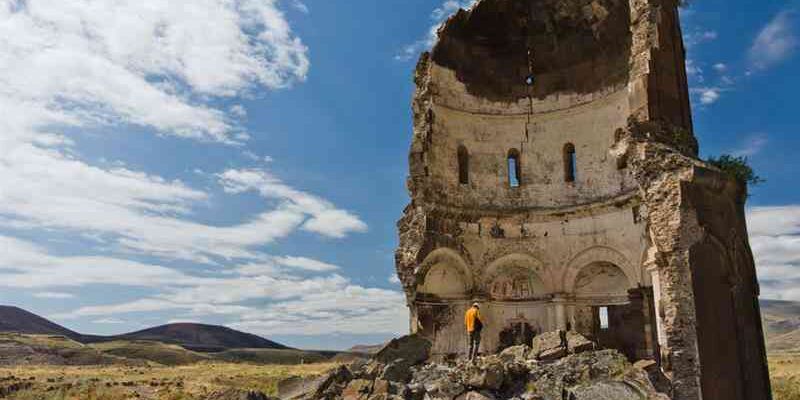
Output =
[
  {"x1": 106, "y1": 323, "x2": 290, "y2": 352},
  {"x1": 0, "y1": 306, "x2": 83, "y2": 340},
  {"x1": 348, "y1": 343, "x2": 385, "y2": 355},
  {"x1": 0, "y1": 305, "x2": 288, "y2": 353},
  {"x1": 760, "y1": 299, "x2": 800, "y2": 353}
]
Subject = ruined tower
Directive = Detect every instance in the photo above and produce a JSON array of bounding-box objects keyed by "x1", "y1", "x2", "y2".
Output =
[{"x1": 395, "y1": 0, "x2": 772, "y2": 399}]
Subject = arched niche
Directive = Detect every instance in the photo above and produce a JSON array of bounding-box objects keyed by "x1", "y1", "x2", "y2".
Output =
[
  {"x1": 563, "y1": 246, "x2": 636, "y2": 293},
  {"x1": 415, "y1": 248, "x2": 473, "y2": 300},
  {"x1": 573, "y1": 262, "x2": 631, "y2": 297},
  {"x1": 484, "y1": 254, "x2": 550, "y2": 300}
]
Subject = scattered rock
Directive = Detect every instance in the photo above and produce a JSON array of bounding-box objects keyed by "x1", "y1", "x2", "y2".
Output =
[{"x1": 296, "y1": 332, "x2": 668, "y2": 400}]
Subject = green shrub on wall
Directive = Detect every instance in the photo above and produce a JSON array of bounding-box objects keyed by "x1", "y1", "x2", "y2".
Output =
[{"x1": 706, "y1": 154, "x2": 765, "y2": 187}]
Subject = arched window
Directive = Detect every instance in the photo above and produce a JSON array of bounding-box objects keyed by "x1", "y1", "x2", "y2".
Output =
[
  {"x1": 564, "y1": 143, "x2": 576, "y2": 183},
  {"x1": 458, "y1": 145, "x2": 469, "y2": 185},
  {"x1": 507, "y1": 149, "x2": 521, "y2": 188}
]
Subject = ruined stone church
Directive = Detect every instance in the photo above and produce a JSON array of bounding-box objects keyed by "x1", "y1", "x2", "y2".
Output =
[{"x1": 395, "y1": 0, "x2": 772, "y2": 399}]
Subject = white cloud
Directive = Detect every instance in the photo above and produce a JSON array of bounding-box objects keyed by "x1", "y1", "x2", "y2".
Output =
[
  {"x1": 685, "y1": 59, "x2": 704, "y2": 80},
  {"x1": 395, "y1": 0, "x2": 477, "y2": 61},
  {"x1": 0, "y1": 0, "x2": 342, "y2": 264},
  {"x1": 0, "y1": 0, "x2": 404, "y2": 338},
  {"x1": 93, "y1": 318, "x2": 126, "y2": 325},
  {"x1": 750, "y1": 10, "x2": 797, "y2": 69},
  {"x1": 291, "y1": 0, "x2": 310, "y2": 14},
  {"x1": 389, "y1": 274, "x2": 401, "y2": 284},
  {"x1": 713, "y1": 63, "x2": 728, "y2": 73},
  {"x1": 684, "y1": 30, "x2": 719, "y2": 49},
  {"x1": 748, "y1": 206, "x2": 800, "y2": 300},
  {"x1": 693, "y1": 87, "x2": 723, "y2": 105},
  {"x1": 217, "y1": 169, "x2": 367, "y2": 238},
  {"x1": 731, "y1": 134, "x2": 768, "y2": 157},
  {"x1": 2, "y1": 234, "x2": 406, "y2": 336},
  {"x1": 33, "y1": 292, "x2": 75, "y2": 299}
]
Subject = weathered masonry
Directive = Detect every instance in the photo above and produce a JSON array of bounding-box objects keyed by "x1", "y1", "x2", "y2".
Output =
[{"x1": 395, "y1": 0, "x2": 772, "y2": 399}]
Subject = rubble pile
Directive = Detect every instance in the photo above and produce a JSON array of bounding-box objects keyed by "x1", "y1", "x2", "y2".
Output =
[{"x1": 279, "y1": 333, "x2": 670, "y2": 400}]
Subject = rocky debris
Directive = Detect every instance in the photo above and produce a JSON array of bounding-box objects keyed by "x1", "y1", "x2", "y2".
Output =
[
  {"x1": 530, "y1": 331, "x2": 595, "y2": 361},
  {"x1": 280, "y1": 334, "x2": 670, "y2": 400},
  {"x1": 204, "y1": 389, "x2": 275, "y2": 400}
]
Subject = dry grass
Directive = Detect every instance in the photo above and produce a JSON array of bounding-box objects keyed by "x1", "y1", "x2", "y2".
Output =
[
  {"x1": 771, "y1": 353, "x2": 800, "y2": 400},
  {"x1": 0, "y1": 362, "x2": 336, "y2": 399}
]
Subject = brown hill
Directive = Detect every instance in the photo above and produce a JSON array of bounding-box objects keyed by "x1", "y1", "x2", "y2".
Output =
[
  {"x1": 761, "y1": 299, "x2": 800, "y2": 353},
  {"x1": 107, "y1": 323, "x2": 290, "y2": 352},
  {"x1": 0, "y1": 306, "x2": 83, "y2": 340},
  {"x1": 0, "y1": 305, "x2": 288, "y2": 353}
]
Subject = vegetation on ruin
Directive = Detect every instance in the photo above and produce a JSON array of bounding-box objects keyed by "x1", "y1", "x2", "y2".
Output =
[{"x1": 706, "y1": 154, "x2": 765, "y2": 187}]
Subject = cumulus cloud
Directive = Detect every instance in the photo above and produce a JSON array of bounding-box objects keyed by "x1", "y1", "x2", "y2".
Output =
[
  {"x1": 748, "y1": 206, "x2": 800, "y2": 301},
  {"x1": 750, "y1": 10, "x2": 798, "y2": 69}
]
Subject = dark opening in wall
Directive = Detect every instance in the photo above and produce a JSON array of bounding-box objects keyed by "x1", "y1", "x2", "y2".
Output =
[
  {"x1": 564, "y1": 143, "x2": 576, "y2": 183},
  {"x1": 458, "y1": 145, "x2": 470, "y2": 185},
  {"x1": 508, "y1": 149, "x2": 521, "y2": 187}
]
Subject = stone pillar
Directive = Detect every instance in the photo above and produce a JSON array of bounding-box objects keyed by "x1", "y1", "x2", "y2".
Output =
[{"x1": 553, "y1": 296, "x2": 568, "y2": 331}]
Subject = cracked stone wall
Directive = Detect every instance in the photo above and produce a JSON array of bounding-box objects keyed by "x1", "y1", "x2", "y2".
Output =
[{"x1": 396, "y1": 0, "x2": 771, "y2": 399}]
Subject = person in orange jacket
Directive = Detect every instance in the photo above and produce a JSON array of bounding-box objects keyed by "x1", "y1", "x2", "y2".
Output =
[{"x1": 464, "y1": 302, "x2": 483, "y2": 360}]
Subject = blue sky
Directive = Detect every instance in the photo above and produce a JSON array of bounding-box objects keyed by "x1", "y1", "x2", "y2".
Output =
[{"x1": 0, "y1": 0, "x2": 798, "y2": 350}]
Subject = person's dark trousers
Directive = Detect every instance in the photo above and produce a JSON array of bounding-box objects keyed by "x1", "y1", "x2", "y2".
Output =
[{"x1": 468, "y1": 330, "x2": 481, "y2": 360}]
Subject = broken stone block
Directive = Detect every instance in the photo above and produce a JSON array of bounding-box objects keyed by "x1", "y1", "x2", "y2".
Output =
[
  {"x1": 464, "y1": 358, "x2": 505, "y2": 390},
  {"x1": 341, "y1": 379, "x2": 374, "y2": 400},
  {"x1": 498, "y1": 345, "x2": 530, "y2": 364},
  {"x1": 380, "y1": 359, "x2": 413, "y2": 383},
  {"x1": 537, "y1": 347, "x2": 567, "y2": 362},
  {"x1": 374, "y1": 335, "x2": 431, "y2": 367}
]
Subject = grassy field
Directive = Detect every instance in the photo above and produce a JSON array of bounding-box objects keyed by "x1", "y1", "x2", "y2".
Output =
[
  {"x1": 4, "y1": 332, "x2": 800, "y2": 399},
  {"x1": 0, "y1": 362, "x2": 335, "y2": 399}
]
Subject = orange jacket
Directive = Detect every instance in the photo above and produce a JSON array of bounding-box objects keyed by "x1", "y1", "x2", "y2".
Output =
[{"x1": 465, "y1": 307, "x2": 481, "y2": 332}]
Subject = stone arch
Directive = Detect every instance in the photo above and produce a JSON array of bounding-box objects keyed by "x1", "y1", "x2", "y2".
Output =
[
  {"x1": 563, "y1": 246, "x2": 636, "y2": 293},
  {"x1": 484, "y1": 253, "x2": 551, "y2": 300},
  {"x1": 415, "y1": 248, "x2": 473, "y2": 299}
]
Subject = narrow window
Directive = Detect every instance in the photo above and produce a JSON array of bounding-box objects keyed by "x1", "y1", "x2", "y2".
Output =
[
  {"x1": 599, "y1": 307, "x2": 610, "y2": 330},
  {"x1": 507, "y1": 149, "x2": 521, "y2": 188},
  {"x1": 458, "y1": 146, "x2": 469, "y2": 185},
  {"x1": 564, "y1": 143, "x2": 576, "y2": 183}
]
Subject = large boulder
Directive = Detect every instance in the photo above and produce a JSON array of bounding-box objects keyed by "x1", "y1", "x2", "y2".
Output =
[
  {"x1": 530, "y1": 331, "x2": 595, "y2": 361},
  {"x1": 279, "y1": 365, "x2": 352, "y2": 400},
  {"x1": 373, "y1": 335, "x2": 431, "y2": 367}
]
